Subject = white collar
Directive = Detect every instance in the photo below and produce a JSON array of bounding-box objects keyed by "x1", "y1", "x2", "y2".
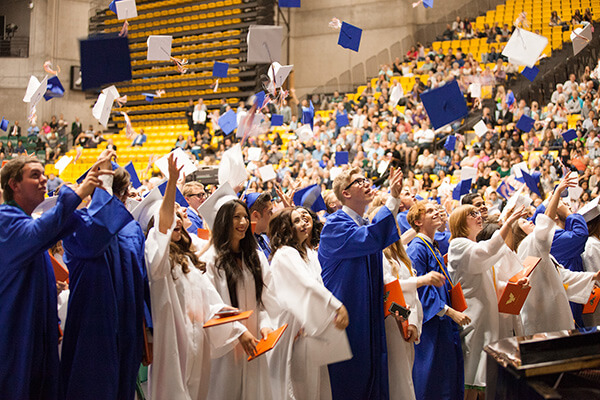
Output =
[{"x1": 342, "y1": 205, "x2": 365, "y2": 226}]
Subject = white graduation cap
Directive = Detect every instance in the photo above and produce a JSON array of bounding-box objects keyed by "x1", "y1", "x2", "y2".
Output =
[
  {"x1": 54, "y1": 155, "x2": 73, "y2": 174},
  {"x1": 32, "y1": 196, "x2": 58, "y2": 217},
  {"x1": 329, "y1": 166, "x2": 343, "y2": 181},
  {"x1": 502, "y1": 28, "x2": 548, "y2": 68},
  {"x1": 469, "y1": 83, "x2": 481, "y2": 99},
  {"x1": 258, "y1": 164, "x2": 277, "y2": 182},
  {"x1": 267, "y1": 62, "x2": 293, "y2": 92},
  {"x1": 236, "y1": 112, "x2": 266, "y2": 139},
  {"x1": 116, "y1": 0, "x2": 137, "y2": 20},
  {"x1": 568, "y1": 185, "x2": 584, "y2": 201},
  {"x1": 154, "y1": 147, "x2": 197, "y2": 180},
  {"x1": 473, "y1": 120, "x2": 488, "y2": 137},
  {"x1": 389, "y1": 84, "x2": 404, "y2": 107},
  {"x1": 571, "y1": 23, "x2": 593, "y2": 56},
  {"x1": 92, "y1": 85, "x2": 120, "y2": 128},
  {"x1": 295, "y1": 124, "x2": 313, "y2": 142},
  {"x1": 247, "y1": 25, "x2": 283, "y2": 64},
  {"x1": 577, "y1": 195, "x2": 600, "y2": 222},
  {"x1": 147, "y1": 35, "x2": 173, "y2": 61},
  {"x1": 125, "y1": 197, "x2": 141, "y2": 213},
  {"x1": 197, "y1": 182, "x2": 238, "y2": 231},
  {"x1": 131, "y1": 186, "x2": 163, "y2": 231},
  {"x1": 218, "y1": 144, "x2": 247, "y2": 189},
  {"x1": 500, "y1": 186, "x2": 533, "y2": 222},
  {"x1": 512, "y1": 161, "x2": 529, "y2": 179},
  {"x1": 247, "y1": 147, "x2": 262, "y2": 162},
  {"x1": 23, "y1": 75, "x2": 49, "y2": 116},
  {"x1": 460, "y1": 166, "x2": 477, "y2": 182}
]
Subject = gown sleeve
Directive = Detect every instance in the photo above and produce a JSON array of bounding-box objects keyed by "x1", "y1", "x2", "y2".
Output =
[
  {"x1": 551, "y1": 213, "x2": 588, "y2": 262},
  {"x1": 144, "y1": 210, "x2": 176, "y2": 282},
  {"x1": 557, "y1": 265, "x2": 596, "y2": 304},
  {"x1": 257, "y1": 251, "x2": 281, "y2": 332},
  {"x1": 532, "y1": 214, "x2": 557, "y2": 255},
  {"x1": 583, "y1": 238, "x2": 600, "y2": 273},
  {"x1": 448, "y1": 232, "x2": 506, "y2": 275}
]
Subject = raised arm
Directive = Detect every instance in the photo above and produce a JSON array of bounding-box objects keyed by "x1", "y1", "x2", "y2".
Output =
[
  {"x1": 545, "y1": 175, "x2": 578, "y2": 220},
  {"x1": 158, "y1": 154, "x2": 182, "y2": 234}
]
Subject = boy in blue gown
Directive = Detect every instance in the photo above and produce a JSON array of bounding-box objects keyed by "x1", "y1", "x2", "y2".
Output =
[
  {"x1": 318, "y1": 168, "x2": 403, "y2": 400},
  {"x1": 60, "y1": 153, "x2": 147, "y2": 399},
  {"x1": 406, "y1": 201, "x2": 470, "y2": 400},
  {"x1": 0, "y1": 156, "x2": 110, "y2": 400}
]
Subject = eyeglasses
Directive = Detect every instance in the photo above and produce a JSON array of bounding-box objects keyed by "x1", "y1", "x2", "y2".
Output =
[
  {"x1": 344, "y1": 177, "x2": 370, "y2": 191},
  {"x1": 189, "y1": 192, "x2": 207, "y2": 200},
  {"x1": 468, "y1": 210, "x2": 481, "y2": 218}
]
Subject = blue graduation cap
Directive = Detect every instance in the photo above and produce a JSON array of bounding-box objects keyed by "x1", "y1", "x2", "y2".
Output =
[
  {"x1": 108, "y1": 0, "x2": 120, "y2": 14},
  {"x1": 423, "y1": 0, "x2": 433, "y2": 7},
  {"x1": 506, "y1": 91, "x2": 515, "y2": 107},
  {"x1": 124, "y1": 161, "x2": 142, "y2": 189},
  {"x1": 244, "y1": 192, "x2": 261, "y2": 210},
  {"x1": 562, "y1": 129, "x2": 578, "y2": 142},
  {"x1": 336, "y1": 113, "x2": 349, "y2": 127},
  {"x1": 444, "y1": 135, "x2": 456, "y2": 151},
  {"x1": 452, "y1": 179, "x2": 472, "y2": 201},
  {"x1": 76, "y1": 160, "x2": 120, "y2": 184},
  {"x1": 301, "y1": 100, "x2": 314, "y2": 128},
  {"x1": 142, "y1": 93, "x2": 157, "y2": 102},
  {"x1": 279, "y1": 0, "x2": 300, "y2": 7},
  {"x1": 420, "y1": 80, "x2": 469, "y2": 130},
  {"x1": 522, "y1": 66, "x2": 539, "y2": 82},
  {"x1": 158, "y1": 180, "x2": 189, "y2": 207},
  {"x1": 529, "y1": 203, "x2": 546, "y2": 222},
  {"x1": 44, "y1": 76, "x2": 65, "y2": 101},
  {"x1": 335, "y1": 151, "x2": 349, "y2": 166},
  {"x1": 254, "y1": 91, "x2": 265, "y2": 109},
  {"x1": 219, "y1": 110, "x2": 238, "y2": 135},
  {"x1": 521, "y1": 170, "x2": 541, "y2": 197},
  {"x1": 516, "y1": 115, "x2": 535, "y2": 132},
  {"x1": 79, "y1": 34, "x2": 132, "y2": 91},
  {"x1": 271, "y1": 114, "x2": 284, "y2": 126},
  {"x1": 0, "y1": 117, "x2": 8, "y2": 132},
  {"x1": 338, "y1": 22, "x2": 362, "y2": 52},
  {"x1": 293, "y1": 184, "x2": 327, "y2": 212},
  {"x1": 212, "y1": 61, "x2": 229, "y2": 78}
]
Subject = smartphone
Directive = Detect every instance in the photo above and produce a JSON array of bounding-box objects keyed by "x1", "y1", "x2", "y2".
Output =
[
  {"x1": 389, "y1": 302, "x2": 411, "y2": 319},
  {"x1": 215, "y1": 309, "x2": 240, "y2": 318}
]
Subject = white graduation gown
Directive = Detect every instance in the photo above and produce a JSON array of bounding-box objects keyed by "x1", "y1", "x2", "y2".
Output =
[
  {"x1": 492, "y1": 246, "x2": 526, "y2": 339},
  {"x1": 145, "y1": 214, "x2": 235, "y2": 400},
  {"x1": 448, "y1": 232, "x2": 512, "y2": 388},
  {"x1": 202, "y1": 246, "x2": 280, "y2": 400},
  {"x1": 382, "y1": 257, "x2": 422, "y2": 400},
  {"x1": 518, "y1": 214, "x2": 596, "y2": 335},
  {"x1": 582, "y1": 236, "x2": 600, "y2": 327},
  {"x1": 268, "y1": 246, "x2": 350, "y2": 400}
]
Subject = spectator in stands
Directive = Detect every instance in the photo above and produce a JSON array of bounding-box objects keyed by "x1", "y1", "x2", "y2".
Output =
[
  {"x1": 411, "y1": 76, "x2": 427, "y2": 102},
  {"x1": 485, "y1": 46, "x2": 500, "y2": 63},
  {"x1": 406, "y1": 46, "x2": 418, "y2": 62},
  {"x1": 131, "y1": 129, "x2": 147, "y2": 147},
  {"x1": 49, "y1": 116, "x2": 58, "y2": 132},
  {"x1": 567, "y1": 91, "x2": 583, "y2": 114},
  {"x1": 564, "y1": 74, "x2": 579, "y2": 96},
  {"x1": 0, "y1": 142, "x2": 5, "y2": 160},
  {"x1": 496, "y1": 102, "x2": 513, "y2": 125},
  {"x1": 493, "y1": 59, "x2": 507, "y2": 82},
  {"x1": 549, "y1": 11, "x2": 569, "y2": 30},
  {"x1": 15, "y1": 140, "x2": 25, "y2": 156},
  {"x1": 551, "y1": 84, "x2": 565, "y2": 105},
  {"x1": 46, "y1": 173, "x2": 63, "y2": 194},
  {"x1": 441, "y1": 24, "x2": 455, "y2": 41},
  {"x1": 27, "y1": 123, "x2": 39, "y2": 138},
  {"x1": 280, "y1": 100, "x2": 292, "y2": 123},
  {"x1": 584, "y1": 8, "x2": 593, "y2": 22},
  {"x1": 452, "y1": 16, "x2": 464, "y2": 34},
  {"x1": 185, "y1": 99, "x2": 194, "y2": 131},
  {"x1": 8, "y1": 121, "x2": 21, "y2": 138},
  {"x1": 193, "y1": 98, "x2": 207, "y2": 137},
  {"x1": 174, "y1": 135, "x2": 187, "y2": 150},
  {"x1": 572, "y1": 9, "x2": 584, "y2": 24},
  {"x1": 71, "y1": 117, "x2": 82, "y2": 146}
]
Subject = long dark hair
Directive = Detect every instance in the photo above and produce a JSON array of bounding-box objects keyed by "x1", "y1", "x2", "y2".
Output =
[
  {"x1": 298, "y1": 206, "x2": 322, "y2": 249},
  {"x1": 213, "y1": 199, "x2": 263, "y2": 308},
  {"x1": 268, "y1": 208, "x2": 308, "y2": 261}
]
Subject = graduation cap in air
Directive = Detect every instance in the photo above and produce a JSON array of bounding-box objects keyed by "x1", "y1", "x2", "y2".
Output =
[
  {"x1": 500, "y1": 186, "x2": 533, "y2": 222},
  {"x1": 0, "y1": 117, "x2": 8, "y2": 132},
  {"x1": 44, "y1": 76, "x2": 65, "y2": 101},
  {"x1": 154, "y1": 147, "x2": 198, "y2": 181},
  {"x1": 247, "y1": 25, "x2": 283, "y2": 64},
  {"x1": 496, "y1": 180, "x2": 515, "y2": 200},
  {"x1": 516, "y1": 114, "x2": 535, "y2": 133},
  {"x1": 336, "y1": 113, "x2": 349, "y2": 127},
  {"x1": 157, "y1": 180, "x2": 188, "y2": 207},
  {"x1": 247, "y1": 147, "x2": 262, "y2": 162},
  {"x1": 114, "y1": 0, "x2": 137, "y2": 20},
  {"x1": 245, "y1": 192, "x2": 261, "y2": 210},
  {"x1": 578, "y1": 195, "x2": 600, "y2": 222},
  {"x1": 131, "y1": 186, "x2": 163, "y2": 231},
  {"x1": 571, "y1": 23, "x2": 593, "y2": 56},
  {"x1": 92, "y1": 85, "x2": 120, "y2": 128},
  {"x1": 258, "y1": 165, "x2": 277, "y2": 182},
  {"x1": 54, "y1": 155, "x2": 73, "y2": 175},
  {"x1": 218, "y1": 144, "x2": 247, "y2": 189},
  {"x1": 521, "y1": 169, "x2": 542, "y2": 197},
  {"x1": 420, "y1": 80, "x2": 468, "y2": 130},
  {"x1": 389, "y1": 84, "x2": 404, "y2": 107},
  {"x1": 142, "y1": 92, "x2": 157, "y2": 102},
  {"x1": 124, "y1": 161, "x2": 142, "y2": 189},
  {"x1": 279, "y1": 0, "x2": 300, "y2": 7},
  {"x1": 295, "y1": 124, "x2": 313, "y2": 142},
  {"x1": 267, "y1": 62, "x2": 293, "y2": 92},
  {"x1": 502, "y1": 28, "x2": 548, "y2": 68},
  {"x1": 254, "y1": 90, "x2": 266, "y2": 109},
  {"x1": 301, "y1": 100, "x2": 314, "y2": 128},
  {"x1": 197, "y1": 182, "x2": 238, "y2": 230},
  {"x1": 522, "y1": 66, "x2": 539, "y2": 82},
  {"x1": 423, "y1": 0, "x2": 433, "y2": 7},
  {"x1": 335, "y1": 151, "x2": 349, "y2": 166},
  {"x1": 32, "y1": 196, "x2": 58, "y2": 216},
  {"x1": 76, "y1": 160, "x2": 120, "y2": 184},
  {"x1": 473, "y1": 120, "x2": 488, "y2": 137},
  {"x1": 444, "y1": 135, "x2": 456, "y2": 151},
  {"x1": 271, "y1": 114, "x2": 284, "y2": 126},
  {"x1": 562, "y1": 129, "x2": 578, "y2": 142},
  {"x1": 452, "y1": 178, "x2": 472, "y2": 201},
  {"x1": 147, "y1": 35, "x2": 173, "y2": 61},
  {"x1": 293, "y1": 184, "x2": 327, "y2": 212},
  {"x1": 23, "y1": 75, "x2": 48, "y2": 116},
  {"x1": 213, "y1": 61, "x2": 229, "y2": 78},
  {"x1": 338, "y1": 21, "x2": 362, "y2": 52},
  {"x1": 80, "y1": 34, "x2": 132, "y2": 90},
  {"x1": 219, "y1": 110, "x2": 238, "y2": 135}
]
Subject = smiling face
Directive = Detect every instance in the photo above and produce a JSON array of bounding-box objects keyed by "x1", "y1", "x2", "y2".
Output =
[
  {"x1": 291, "y1": 210, "x2": 310, "y2": 246},
  {"x1": 10, "y1": 162, "x2": 47, "y2": 213},
  {"x1": 466, "y1": 209, "x2": 483, "y2": 237},
  {"x1": 171, "y1": 216, "x2": 184, "y2": 243},
  {"x1": 518, "y1": 218, "x2": 535, "y2": 235},
  {"x1": 230, "y1": 203, "x2": 250, "y2": 245}
]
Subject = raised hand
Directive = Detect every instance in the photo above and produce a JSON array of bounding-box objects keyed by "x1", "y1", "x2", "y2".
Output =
[
  {"x1": 389, "y1": 168, "x2": 404, "y2": 199},
  {"x1": 75, "y1": 156, "x2": 115, "y2": 200}
]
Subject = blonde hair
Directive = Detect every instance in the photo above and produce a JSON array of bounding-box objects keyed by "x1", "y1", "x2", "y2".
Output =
[
  {"x1": 182, "y1": 181, "x2": 204, "y2": 198},
  {"x1": 332, "y1": 166, "x2": 361, "y2": 204},
  {"x1": 366, "y1": 206, "x2": 412, "y2": 276},
  {"x1": 449, "y1": 205, "x2": 476, "y2": 240}
]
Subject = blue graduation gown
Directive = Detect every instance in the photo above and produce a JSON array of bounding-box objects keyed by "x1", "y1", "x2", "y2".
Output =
[
  {"x1": 255, "y1": 232, "x2": 271, "y2": 260},
  {"x1": 318, "y1": 207, "x2": 399, "y2": 400},
  {"x1": 434, "y1": 230, "x2": 451, "y2": 256},
  {"x1": 0, "y1": 188, "x2": 81, "y2": 400},
  {"x1": 397, "y1": 210, "x2": 411, "y2": 233},
  {"x1": 550, "y1": 213, "x2": 588, "y2": 327},
  {"x1": 407, "y1": 238, "x2": 464, "y2": 400},
  {"x1": 60, "y1": 188, "x2": 142, "y2": 399},
  {"x1": 186, "y1": 206, "x2": 203, "y2": 233}
]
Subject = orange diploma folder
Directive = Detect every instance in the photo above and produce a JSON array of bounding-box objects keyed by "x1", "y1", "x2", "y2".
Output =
[
  {"x1": 383, "y1": 280, "x2": 410, "y2": 340},
  {"x1": 203, "y1": 310, "x2": 254, "y2": 328},
  {"x1": 450, "y1": 282, "x2": 468, "y2": 312},
  {"x1": 583, "y1": 287, "x2": 600, "y2": 314},
  {"x1": 247, "y1": 324, "x2": 288, "y2": 361},
  {"x1": 49, "y1": 251, "x2": 69, "y2": 283},
  {"x1": 197, "y1": 228, "x2": 210, "y2": 240},
  {"x1": 498, "y1": 256, "x2": 541, "y2": 315}
]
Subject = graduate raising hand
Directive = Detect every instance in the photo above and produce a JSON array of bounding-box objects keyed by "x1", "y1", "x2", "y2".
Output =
[{"x1": 75, "y1": 152, "x2": 116, "y2": 200}]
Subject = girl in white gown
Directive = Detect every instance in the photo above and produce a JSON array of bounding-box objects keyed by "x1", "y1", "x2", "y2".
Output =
[
  {"x1": 581, "y1": 211, "x2": 600, "y2": 327},
  {"x1": 267, "y1": 207, "x2": 351, "y2": 400},
  {"x1": 144, "y1": 155, "x2": 234, "y2": 400},
  {"x1": 202, "y1": 199, "x2": 281, "y2": 400}
]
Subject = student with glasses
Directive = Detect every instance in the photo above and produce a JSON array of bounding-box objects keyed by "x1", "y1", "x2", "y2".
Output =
[{"x1": 183, "y1": 181, "x2": 207, "y2": 233}]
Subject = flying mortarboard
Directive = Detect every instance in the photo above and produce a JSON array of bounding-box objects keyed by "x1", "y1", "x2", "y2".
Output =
[
  {"x1": 452, "y1": 178, "x2": 472, "y2": 201},
  {"x1": 147, "y1": 35, "x2": 173, "y2": 61},
  {"x1": 219, "y1": 110, "x2": 238, "y2": 135},
  {"x1": 338, "y1": 22, "x2": 362, "y2": 52},
  {"x1": 521, "y1": 169, "x2": 541, "y2": 197},
  {"x1": 293, "y1": 184, "x2": 327, "y2": 212},
  {"x1": 571, "y1": 23, "x2": 593, "y2": 56},
  {"x1": 248, "y1": 147, "x2": 262, "y2": 162},
  {"x1": 420, "y1": 80, "x2": 469, "y2": 130},
  {"x1": 271, "y1": 114, "x2": 284, "y2": 126},
  {"x1": 218, "y1": 144, "x2": 247, "y2": 189},
  {"x1": 154, "y1": 147, "x2": 198, "y2": 181},
  {"x1": 389, "y1": 84, "x2": 404, "y2": 107},
  {"x1": 76, "y1": 160, "x2": 120, "y2": 184},
  {"x1": 267, "y1": 62, "x2": 293, "y2": 91},
  {"x1": 279, "y1": 0, "x2": 300, "y2": 7},
  {"x1": 335, "y1": 151, "x2": 349, "y2": 166},
  {"x1": 142, "y1": 92, "x2": 157, "y2": 102},
  {"x1": 213, "y1": 61, "x2": 229, "y2": 78},
  {"x1": 562, "y1": 129, "x2": 578, "y2": 142},
  {"x1": 473, "y1": 120, "x2": 488, "y2": 137},
  {"x1": 336, "y1": 113, "x2": 349, "y2": 127},
  {"x1": 92, "y1": 85, "x2": 120, "y2": 128},
  {"x1": 444, "y1": 135, "x2": 456, "y2": 151},
  {"x1": 197, "y1": 182, "x2": 238, "y2": 230},
  {"x1": 115, "y1": 0, "x2": 137, "y2": 20},
  {"x1": 522, "y1": 66, "x2": 539, "y2": 82},
  {"x1": 23, "y1": 75, "x2": 49, "y2": 116},
  {"x1": 124, "y1": 161, "x2": 142, "y2": 189},
  {"x1": 516, "y1": 114, "x2": 535, "y2": 132},
  {"x1": 295, "y1": 124, "x2": 313, "y2": 142},
  {"x1": 54, "y1": 155, "x2": 73, "y2": 175},
  {"x1": 44, "y1": 76, "x2": 65, "y2": 101},
  {"x1": 254, "y1": 91, "x2": 266, "y2": 109},
  {"x1": 423, "y1": 0, "x2": 433, "y2": 7},
  {"x1": 577, "y1": 195, "x2": 600, "y2": 222},
  {"x1": 258, "y1": 164, "x2": 277, "y2": 182},
  {"x1": 80, "y1": 35, "x2": 132, "y2": 90},
  {"x1": 247, "y1": 25, "x2": 283, "y2": 64},
  {"x1": 0, "y1": 117, "x2": 8, "y2": 131},
  {"x1": 131, "y1": 187, "x2": 163, "y2": 231},
  {"x1": 501, "y1": 28, "x2": 548, "y2": 68},
  {"x1": 460, "y1": 166, "x2": 477, "y2": 182},
  {"x1": 157, "y1": 180, "x2": 188, "y2": 207}
]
